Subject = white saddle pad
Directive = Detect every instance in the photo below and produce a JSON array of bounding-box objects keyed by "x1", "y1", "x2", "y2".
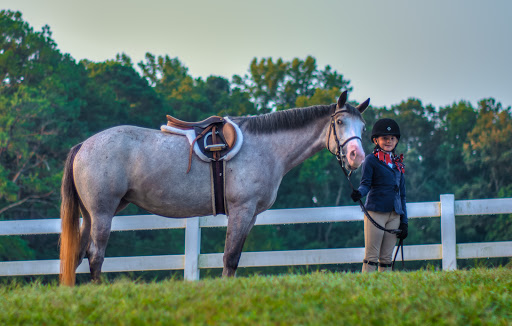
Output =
[{"x1": 160, "y1": 117, "x2": 243, "y2": 162}]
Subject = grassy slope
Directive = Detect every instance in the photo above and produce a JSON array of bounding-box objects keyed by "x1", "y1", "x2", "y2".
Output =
[{"x1": 0, "y1": 268, "x2": 510, "y2": 325}]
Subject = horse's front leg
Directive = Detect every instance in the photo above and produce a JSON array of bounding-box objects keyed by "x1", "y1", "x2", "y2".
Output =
[{"x1": 222, "y1": 206, "x2": 257, "y2": 277}]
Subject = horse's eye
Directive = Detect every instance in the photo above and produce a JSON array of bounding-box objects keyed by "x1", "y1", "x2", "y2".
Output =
[{"x1": 337, "y1": 119, "x2": 343, "y2": 125}]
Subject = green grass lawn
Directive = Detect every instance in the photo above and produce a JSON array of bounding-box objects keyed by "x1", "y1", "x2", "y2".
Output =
[{"x1": 0, "y1": 268, "x2": 510, "y2": 325}]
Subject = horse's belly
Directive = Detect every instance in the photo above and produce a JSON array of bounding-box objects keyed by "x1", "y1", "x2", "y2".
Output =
[
  {"x1": 122, "y1": 154, "x2": 216, "y2": 218},
  {"x1": 125, "y1": 187, "x2": 214, "y2": 218}
]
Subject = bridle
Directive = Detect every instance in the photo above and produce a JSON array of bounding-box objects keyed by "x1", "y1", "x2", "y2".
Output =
[
  {"x1": 327, "y1": 109, "x2": 363, "y2": 171},
  {"x1": 328, "y1": 108, "x2": 405, "y2": 270}
]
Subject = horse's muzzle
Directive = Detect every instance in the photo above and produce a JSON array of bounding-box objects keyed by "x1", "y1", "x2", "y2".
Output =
[{"x1": 345, "y1": 142, "x2": 365, "y2": 170}]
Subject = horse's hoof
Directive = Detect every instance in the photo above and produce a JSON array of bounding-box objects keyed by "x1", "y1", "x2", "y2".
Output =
[{"x1": 222, "y1": 270, "x2": 236, "y2": 277}]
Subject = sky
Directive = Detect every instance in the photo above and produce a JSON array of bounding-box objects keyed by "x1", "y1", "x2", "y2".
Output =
[{"x1": 3, "y1": 0, "x2": 512, "y2": 109}]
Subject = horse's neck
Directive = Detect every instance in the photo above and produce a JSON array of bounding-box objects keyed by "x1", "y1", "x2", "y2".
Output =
[{"x1": 258, "y1": 116, "x2": 330, "y2": 174}]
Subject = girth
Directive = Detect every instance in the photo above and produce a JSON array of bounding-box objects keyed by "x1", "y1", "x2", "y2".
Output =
[{"x1": 211, "y1": 160, "x2": 226, "y2": 215}]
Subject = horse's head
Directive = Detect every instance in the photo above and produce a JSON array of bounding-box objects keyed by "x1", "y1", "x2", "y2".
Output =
[{"x1": 327, "y1": 91, "x2": 369, "y2": 170}]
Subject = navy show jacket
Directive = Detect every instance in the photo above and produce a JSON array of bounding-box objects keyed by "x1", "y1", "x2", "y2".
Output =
[{"x1": 357, "y1": 153, "x2": 408, "y2": 224}]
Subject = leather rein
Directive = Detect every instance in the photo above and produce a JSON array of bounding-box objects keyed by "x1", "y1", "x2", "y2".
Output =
[{"x1": 328, "y1": 108, "x2": 404, "y2": 270}]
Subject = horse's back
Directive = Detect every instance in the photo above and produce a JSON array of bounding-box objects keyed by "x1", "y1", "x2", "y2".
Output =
[{"x1": 76, "y1": 125, "x2": 181, "y2": 177}]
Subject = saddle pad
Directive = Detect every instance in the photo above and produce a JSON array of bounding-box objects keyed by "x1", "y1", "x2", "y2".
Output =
[{"x1": 160, "y1": 117, "x2": 244, "y2": 162}]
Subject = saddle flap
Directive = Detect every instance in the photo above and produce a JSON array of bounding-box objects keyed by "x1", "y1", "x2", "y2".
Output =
[{"x1": 222, "y1": 122, "x2": 237, "y2": 150}]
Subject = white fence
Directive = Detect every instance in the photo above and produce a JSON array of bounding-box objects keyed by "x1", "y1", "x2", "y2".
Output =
[{"x1": 0, "y1": 194, "x2": 511, "y2": 280}]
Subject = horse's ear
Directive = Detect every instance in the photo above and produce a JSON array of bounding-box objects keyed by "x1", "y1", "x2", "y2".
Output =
[
  {"x1": 337, "y1": 91, "x2": 348, "y2": 108},
  {"x1": 356, "y1": 98, "x2": 370, "y2": 113}
]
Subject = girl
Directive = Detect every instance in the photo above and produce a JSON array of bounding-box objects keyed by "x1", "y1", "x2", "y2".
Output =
[{"x1": 350, "y1": 118, "x2": 408, "y2": 272}]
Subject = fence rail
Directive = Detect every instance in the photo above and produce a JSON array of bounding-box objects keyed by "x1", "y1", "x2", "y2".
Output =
[{"x1": 1, "y1": 195, "x2": 511, "y2": 280}]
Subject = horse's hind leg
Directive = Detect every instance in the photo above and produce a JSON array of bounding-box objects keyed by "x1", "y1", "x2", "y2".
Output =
[
  {"x1": 222, "y1": 207, "x2": 257, "y2": 277},
  {"x1": 83, "y1": 199, "x2": 128, "y2": 265},
  {"x1": 78, "y1": 191, "x2": 126, "y2": 282},
  {"x1": 87, "y1": 214, "x2": 114, "y2": 283},
  {"x1": 77, "y1": 203, "x2": 91, "y2": 266}
]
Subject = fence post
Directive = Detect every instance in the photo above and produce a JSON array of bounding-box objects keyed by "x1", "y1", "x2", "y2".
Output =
[
  {"x1": 184, "y1": 217, "x2": 201, "y2": 280},
  {"x1": 440, "y1": 194, "x2": 457, "y2": 270}
]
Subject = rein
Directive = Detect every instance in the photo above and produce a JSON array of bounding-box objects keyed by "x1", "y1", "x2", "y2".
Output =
[{"x1": 328, "y1": 109, "x2": 404, "y2": 270}]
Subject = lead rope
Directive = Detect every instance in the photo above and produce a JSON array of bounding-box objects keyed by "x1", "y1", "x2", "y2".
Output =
[
  {"x1": 334, "y1": 153, "x2": 402, "y2": 236},
  {"x1": 392, "y1": 239, "x2": 404, "y2": 271},
  {"x1": 328, "y1": 112, "x2": 404, "y2": 270}
]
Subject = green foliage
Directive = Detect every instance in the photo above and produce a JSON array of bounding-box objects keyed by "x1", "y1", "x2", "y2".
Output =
[
  {"x1": 0, "y1": 10, "x2": 86, "y2": 221},
  {"x1": 0, "y1": 10, "x2": 510, "y2": 267},
  {"x1": 233, "y1": 56, "x2": 352, "y2": 111},
  {"x1": 0, "y1": 269, "x2": 511, "y2": 325},
  {"x1": 138, "y1": 53, "x2": 258, "y2": 121},
  {"x1": 81, "y1": 56, "x2": 163, "y2": 132},
  {"x1": 107, "y1": 229, "x2": 185, "y2": 257},
  {"x1": 0, "y1": 236, "x2": 35, "y2": 260},
  {"x1": 463, "y1": 99, "x2": 512, "y2": 197}
]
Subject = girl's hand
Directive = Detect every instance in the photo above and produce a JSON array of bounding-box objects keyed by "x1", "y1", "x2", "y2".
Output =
[
  {"x1": 397, "y1": 222, "x2": 408, "y2": 239},
  {"x1": 350, "y1": 190, "x2": 362, "y2": 202}
]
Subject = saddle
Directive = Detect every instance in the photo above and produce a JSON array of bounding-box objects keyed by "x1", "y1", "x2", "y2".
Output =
[
  {"x1": 162, "y1": 115, "x2": 243, "y2": 216},
  {"x1": 166, "y1": 115, "x2": 238, "y2": 172}
]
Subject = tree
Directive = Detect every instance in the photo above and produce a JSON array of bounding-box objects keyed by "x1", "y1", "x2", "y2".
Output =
[
  {"x1": 233, "y1": 56, "x2": 352, "y2": 112},
  {"x1": 81, "y1": 54, "x2": 163, "y2": 132},
  {"x1": 234, "y1": 57, "x2": 287, "y2": 112},
  {"x1": 353, "y1": 98, "x2": 439, "y2": 202},
  {"x1": 139, "y1": 53, "x2": 257, "y2": 121},
  {"x1": 0, "y1": 10, "x2": 86, "y2": 219},
  {"x1": 1, "y1": 11, "x2": 509, "y2": 271},
  {"x1": 463, "y1": 98, "x2": 512, "y2": 198},
  {"x1": 204, "y1": 76, "x2": 258, "y2": 117},
  {"x1": 436, "y1": 101, "x2": 478, "y2": 196}
]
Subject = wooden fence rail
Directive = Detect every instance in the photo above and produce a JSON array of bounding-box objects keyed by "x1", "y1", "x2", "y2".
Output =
[{"x1": 1, "y1": 194, "x2": 511, "y2": 280}]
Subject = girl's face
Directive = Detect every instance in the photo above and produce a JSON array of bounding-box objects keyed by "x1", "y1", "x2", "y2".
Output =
[{"x1": 374, "y1": 135, "x2": 398, "y2": 152}]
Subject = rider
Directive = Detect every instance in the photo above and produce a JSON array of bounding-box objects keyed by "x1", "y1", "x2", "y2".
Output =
[{"x1": 350, "y1": 118, "x2": 408, "y2": 272}]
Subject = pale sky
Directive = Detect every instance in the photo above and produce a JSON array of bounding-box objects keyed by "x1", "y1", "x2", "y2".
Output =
[{"x1": 3, "y1": 0, "x2": 512, "y2": 109}]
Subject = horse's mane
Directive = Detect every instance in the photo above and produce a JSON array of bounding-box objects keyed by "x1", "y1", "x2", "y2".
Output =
[{"x1": 231, "y1": 103, "x2": 362, "y2": 134}]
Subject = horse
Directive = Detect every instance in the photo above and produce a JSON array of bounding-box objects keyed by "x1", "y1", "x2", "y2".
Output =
[{"x1": 59, "y1": 91, "x2": 369, "y2": 285}]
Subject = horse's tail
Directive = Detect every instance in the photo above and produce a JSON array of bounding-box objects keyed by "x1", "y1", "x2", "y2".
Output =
[{"x1": 59, "y1": 143, "x2": 83, "y2": 286}]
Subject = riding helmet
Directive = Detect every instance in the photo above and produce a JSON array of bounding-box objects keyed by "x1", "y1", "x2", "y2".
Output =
[{"x1": 371, "y1": 118, "x2": 400, "y2": 142}]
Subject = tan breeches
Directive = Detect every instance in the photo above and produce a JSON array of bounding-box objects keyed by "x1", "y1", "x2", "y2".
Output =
[{"x1": 362, "y1": 211, "x2": 400, "y2": 272}]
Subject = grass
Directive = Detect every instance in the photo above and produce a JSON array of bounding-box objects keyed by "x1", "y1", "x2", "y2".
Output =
[{"x1": 0, "y1": 268, "x2": 510, "y2": 325}]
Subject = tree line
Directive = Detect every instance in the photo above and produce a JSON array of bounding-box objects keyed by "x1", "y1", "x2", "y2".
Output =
[{"x1": 0, "y1": 11, "x2": 510, "y2": 272}]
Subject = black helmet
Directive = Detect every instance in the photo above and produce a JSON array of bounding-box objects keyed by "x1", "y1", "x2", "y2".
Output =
[{"x1": 371, "y1": 118, "x2": 400, "y2": 142}]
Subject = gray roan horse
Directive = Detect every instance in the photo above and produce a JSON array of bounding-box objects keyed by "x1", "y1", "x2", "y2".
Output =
[{"x1": 60, "y1": 91, "x2": 369, "y2": 285}]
